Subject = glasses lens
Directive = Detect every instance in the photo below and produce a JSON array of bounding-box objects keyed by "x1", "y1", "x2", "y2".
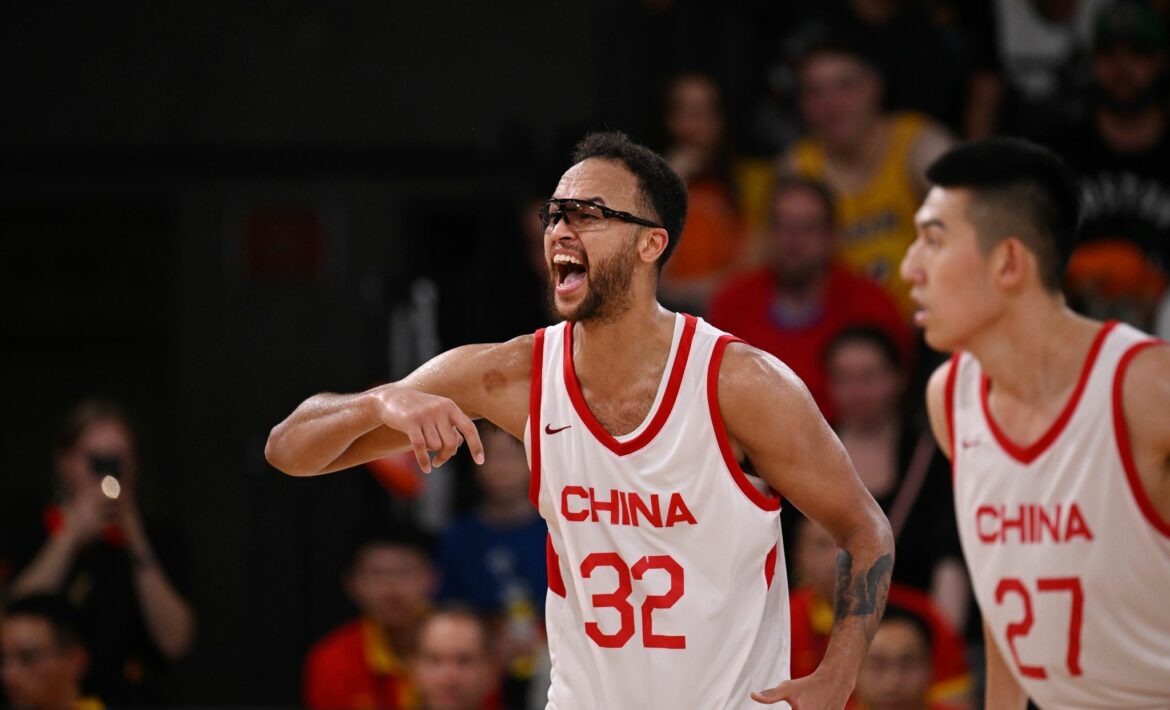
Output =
[{"x1": 541, "y1": 200, "x2": 609, "y2": 231}]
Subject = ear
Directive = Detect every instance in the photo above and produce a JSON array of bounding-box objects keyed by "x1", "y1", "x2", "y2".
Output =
[
  {"x1": 67, "y1": 644, "x2": 90, "y2": 681},
  {"x1": 638, "y1": 227, "x2": 670, "y2": 265},
  {"x1": 993, "y1": 237, "x2": 1033, "y2": 289}
]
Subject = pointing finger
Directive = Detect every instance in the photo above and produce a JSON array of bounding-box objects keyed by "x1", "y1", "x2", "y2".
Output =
[
  {"x1": 453, "y1": 411, "x2": 485, "y2": 465},
  {"x1": 407, "y1": 426, "x2": 432, "y2": 474}
]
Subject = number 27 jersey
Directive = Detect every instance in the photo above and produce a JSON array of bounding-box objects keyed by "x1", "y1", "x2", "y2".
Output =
[
  {"x1": 949, "y1": 322, "x2": 1170, "y2": 709},
  {"x1": 525, "y1": 314, "x2": 790, "y2": 709}
]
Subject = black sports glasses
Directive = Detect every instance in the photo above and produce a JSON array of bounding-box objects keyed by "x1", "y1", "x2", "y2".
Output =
[{"x1": 538, "y1": 199, "x2": 664, "y2": 233}]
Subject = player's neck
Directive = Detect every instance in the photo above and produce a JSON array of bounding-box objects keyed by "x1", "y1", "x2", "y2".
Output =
[
  {"x1": 969, "y1": 300, "x2": 1101, "y2": 404},
  {"x1": 571, "y1": 301, "x2": 678, "y2": 389}
]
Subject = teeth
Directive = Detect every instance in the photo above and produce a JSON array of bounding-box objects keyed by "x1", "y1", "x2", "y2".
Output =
[{"x1": 553, "y1": 253, "x2": 584, "y2": 266}]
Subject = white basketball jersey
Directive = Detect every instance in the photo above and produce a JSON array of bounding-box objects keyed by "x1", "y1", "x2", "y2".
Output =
[
  {"x1": 949, "y1": 321, "x2": 1170, "y2": 709},
  {"x1": 524, "y1": 313, "x2": 789, "y2": 709}
]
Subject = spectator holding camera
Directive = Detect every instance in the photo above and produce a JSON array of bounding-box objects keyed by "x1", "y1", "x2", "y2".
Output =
[{"x1": 3, "y1": 398, "x2": 195, "y2": 705}]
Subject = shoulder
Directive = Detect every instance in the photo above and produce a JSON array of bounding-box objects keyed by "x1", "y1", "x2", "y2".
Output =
[
  {"x1": 716, "y1": 341, "x2": 815, "y2": 411},
  {"x1": 306, "y1": 618, "x2": 365, "y2": 662},
  {"x1": 1120, "y1": 340, "x2": 1170, "y2": 433},
  {"x1": 709, "y1": 269, "x2": 770, "y2": 316},
  {"x1": 926, "y1": 357, "x2": 959, "y2": 459}
]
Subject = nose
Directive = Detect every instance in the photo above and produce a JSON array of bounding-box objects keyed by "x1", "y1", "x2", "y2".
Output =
[{"x1": 899, "y1": 240, "x2": 921, "y2": 285}]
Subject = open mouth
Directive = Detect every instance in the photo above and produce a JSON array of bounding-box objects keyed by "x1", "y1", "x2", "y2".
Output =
[{"x1": 553, "y1": 252, "x2": 587, "y2": 295}]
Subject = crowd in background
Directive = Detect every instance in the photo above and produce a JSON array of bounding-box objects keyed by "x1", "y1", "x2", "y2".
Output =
[{"x1": 3, "y1": 1, "x2": 1170, "y2": 709}]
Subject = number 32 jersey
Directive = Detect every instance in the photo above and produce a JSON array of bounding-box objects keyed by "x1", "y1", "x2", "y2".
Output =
[
  {"x1": 949, "y1": 322, "x2": 1170, "y2": 709},
  {"x1": 525, "y1": 314, "x2": 790, "y2": 709}
]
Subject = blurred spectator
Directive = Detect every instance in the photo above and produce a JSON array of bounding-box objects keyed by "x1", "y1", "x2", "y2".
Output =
[
  {"x1": 788, "y1": 1, "x2": 969, "y2": 128},
  {"x1": 824, "y1": 327, "x2": 969, "y2": 631},
  {"x1": 855, "y1": 607, "x2": 967, "y2": 710},
  {"x1": 980, "y1": 0, "x2": 1113, "y2": 139},
  {"x1": 303, "y1": 526, "x2": 436, "y2": 710},
  {"x1": 413, "y1": 608, "x2": 502, "y2": 710},
  {"x1": 0, "y1": 595, "x2": 101, "y2": 710},
  {"x1": 783, "y1": 34, "x2": 954, "y2": 318},
  {"x1": 657, "y1": 73, "x2": 749, "y2": 314},
  {"x1": 2, "y1": 398, "x2": 194, "y2": 705},
  {"x1": 1047, "y1": 0, "x2": 1170, "y2": 327},
  {"x1": 788, "y1": 519, "x2": 971, "y2": 708},
  {"x1": 707, "y1": 177, "x2": 911, "y2": 420},
  {"x1": 434, "y1": 427, "x2": 546, "y2": 709}
]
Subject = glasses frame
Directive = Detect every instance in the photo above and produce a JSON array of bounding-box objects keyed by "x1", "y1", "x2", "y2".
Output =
[{"x1": 539, "y1": 198, "x2": 664, "y2": 233}]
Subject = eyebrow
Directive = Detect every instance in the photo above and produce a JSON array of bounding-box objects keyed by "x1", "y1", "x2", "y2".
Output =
[{"x1": 916, "y1": 217, "x2": 945, "y2": 231}]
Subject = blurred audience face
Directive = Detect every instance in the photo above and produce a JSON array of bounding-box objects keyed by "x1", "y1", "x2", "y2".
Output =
[
  {"x1": 827, "y1": 337, "x2": 904, "y2": 430},
  {"x1": 855, "y1": 617, "x2": 934, "y2": 710},
  {"x1": 797, "y1": 52, "x2": 882, "y2": 149},
  {"x1": 475, "y1": 428, "x2": 530, "y2": 507},
  {"x1": 1093, "y1": 43, "x2": 1167, "y2": 113},
  {"x1": 665, "y1": 74, "x2": 724, "y2": 151},
  {"x1": 768, "y1": 185, "x2": 835, "y2": 289},
  {"x1": 0, "y1": 615, "x2": 86, "y2": 710},
  {"x1": 413, "y1": 612, "x2": 495, "y2": 710},
  {"x1": 348, "y1": 544, "x2": 434, "y2": 633},
  {"x1": 54, "y1": 416, "x2": 137, "y2": 498},
  {"x1": 794, "y1": 518, "x2": 839, "y2": 599}
]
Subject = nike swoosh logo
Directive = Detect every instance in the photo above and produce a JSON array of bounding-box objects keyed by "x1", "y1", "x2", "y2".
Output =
[
  {"x1": 961, "y1": 439, "x2": 980, "y2": 449},
  {"x1": 545, "y1": 424, "x2": 571, "y2": 435}
]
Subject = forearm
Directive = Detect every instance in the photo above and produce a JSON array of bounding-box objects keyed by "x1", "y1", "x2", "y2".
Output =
[
  {"x1": 930, "y1": 558, "x2": 971, "y2": 632},
  {"x1": 984, "y1": 622, "x2": 1028, "y2": 709},
  {"x1": 265, "y1": 388, "x2": 401, "y2": 476},
  {"x1": 819, "y1": 520, "x2": 896, "y2": 683},
  {"x1": 129, "y1": 543, "x2": 196, "y2": 660},
  {"x1": 8, "y1": 534, "x2": 78, "y2": 597}
]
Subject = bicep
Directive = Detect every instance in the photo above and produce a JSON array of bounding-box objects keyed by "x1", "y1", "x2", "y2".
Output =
[{"x1": 718, "y1": 346, "x2": 884, "y2": 543}]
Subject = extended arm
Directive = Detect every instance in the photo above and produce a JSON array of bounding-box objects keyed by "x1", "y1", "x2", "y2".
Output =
[
  {"x1": 984, "y1": 621, "x2": 1028, "y2": 709},
  {"x1": 265, "y1": 337, "x2": 531, "y2": 476},
  {"x1": 718, "y1": 344, "x2": 894, "y2": 707}
]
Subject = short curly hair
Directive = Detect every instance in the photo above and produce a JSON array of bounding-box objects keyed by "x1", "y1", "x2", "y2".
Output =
[{"x1": 571, "y1": 131, "x2": 688, "y2": 270}]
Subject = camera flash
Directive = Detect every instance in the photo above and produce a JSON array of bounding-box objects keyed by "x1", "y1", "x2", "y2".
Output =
[{"x1": 101, "y1": 475, "x2": 121, "y2": 500}]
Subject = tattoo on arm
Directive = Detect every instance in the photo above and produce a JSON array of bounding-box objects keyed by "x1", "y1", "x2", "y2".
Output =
[{"x1": 833, "y1": 552, "x2": 894, "y2": 621}]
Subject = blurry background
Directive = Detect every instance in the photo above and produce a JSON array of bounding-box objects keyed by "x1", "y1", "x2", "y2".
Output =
[{"x1": 3, "y1": 0, "x2": 1168, "y2": 706}]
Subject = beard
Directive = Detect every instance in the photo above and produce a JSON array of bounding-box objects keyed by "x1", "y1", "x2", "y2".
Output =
[{"x1": 547, "y1": 237, "x2": 637, "y2": 323}]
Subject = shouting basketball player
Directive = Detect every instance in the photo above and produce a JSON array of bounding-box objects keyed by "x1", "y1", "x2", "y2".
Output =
[
  {"x1": 902, "y1": 138, "x2": 1170, "y2": 709},
  {"x1": 266, "y1": 132, "x2": 894, "y2": 709}
]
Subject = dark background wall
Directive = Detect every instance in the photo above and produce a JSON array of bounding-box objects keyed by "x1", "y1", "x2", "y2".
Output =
[{"x1": 1, "y1": 1, "x2": 783, "y2": 703}]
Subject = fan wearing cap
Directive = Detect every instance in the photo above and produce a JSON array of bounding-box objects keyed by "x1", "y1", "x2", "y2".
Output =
[{"x1": 1046, "y1": 0, "x2": 1170, "y2": 329}]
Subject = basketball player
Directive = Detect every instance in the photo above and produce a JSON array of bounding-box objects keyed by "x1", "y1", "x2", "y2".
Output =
[
  {"x1": 266, "y1": 132, "x2": 894, "y2": 708},
  {"x1": 901, "y1": 138, "x2": 1170, "y2": 709}
]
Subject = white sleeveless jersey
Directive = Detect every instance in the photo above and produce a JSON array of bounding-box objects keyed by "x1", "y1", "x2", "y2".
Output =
[
  {"x1": 524, "y1": 313, "x2": 789, "y2": 709},
  {"x1": 949, "y1": 322, "x2": 1170, "y2": 709}
]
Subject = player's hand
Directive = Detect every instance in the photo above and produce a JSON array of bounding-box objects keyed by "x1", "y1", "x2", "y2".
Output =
[
  {"x1": 61, "y1": 481, "x2": 117, "y2": 546},
  {"x1": 751, "y1": 670, "x2": 852, "y2": 709},
  {"x1": 373, "y1": 387, "x2": 484, "y2": 473}
]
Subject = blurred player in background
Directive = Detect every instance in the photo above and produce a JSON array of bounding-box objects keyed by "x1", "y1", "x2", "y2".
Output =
[{"x1": 902, "y1": 138, "x2": 1170, "y2": 708}]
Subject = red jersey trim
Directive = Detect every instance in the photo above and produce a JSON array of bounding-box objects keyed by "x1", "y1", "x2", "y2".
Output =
[
  {"x1": 546, "y1": 534, "x2": 567, "y2": 598},
  {"x1": 528, "y1": 328, "x2": 546, "y2": 509},
  {"x1": 980, "y1": 321, "x2": 1117, "y2": 465},
  {"x1": 944, "y1": 353, "x2": 960, "y2": 481},
  {"x1": 764, "y1": 544, "x2": 778, "y2": 590},
  {"x1": 563, "y1": 314, "x2": 697, "y2": 456},
  {"x1": 707, "y1": 335, "x2": 782, "y2": 512},
  {"x1": 1112, "y1": 339, "x2": 1170, "y2": 539}
]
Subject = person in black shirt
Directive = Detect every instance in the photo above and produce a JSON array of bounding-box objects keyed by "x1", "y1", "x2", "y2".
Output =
[
  {"x1": 3, "y1": 398, "x2": 194, "y2": 705},
  {"x1": 1046, "y1": 0, "x2": 1170, "y2": 327}
]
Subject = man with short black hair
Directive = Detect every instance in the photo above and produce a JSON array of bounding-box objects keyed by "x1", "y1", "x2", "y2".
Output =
[
  {"x1": 902, "y1": 137, "x2": 1170, "y2": 709},
  {"x1": 1, "y1": 595, "x2": 101, "y2": 710},
  {"x1": 269, "y1": 131, "x2": 893, "y2": 708}
]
